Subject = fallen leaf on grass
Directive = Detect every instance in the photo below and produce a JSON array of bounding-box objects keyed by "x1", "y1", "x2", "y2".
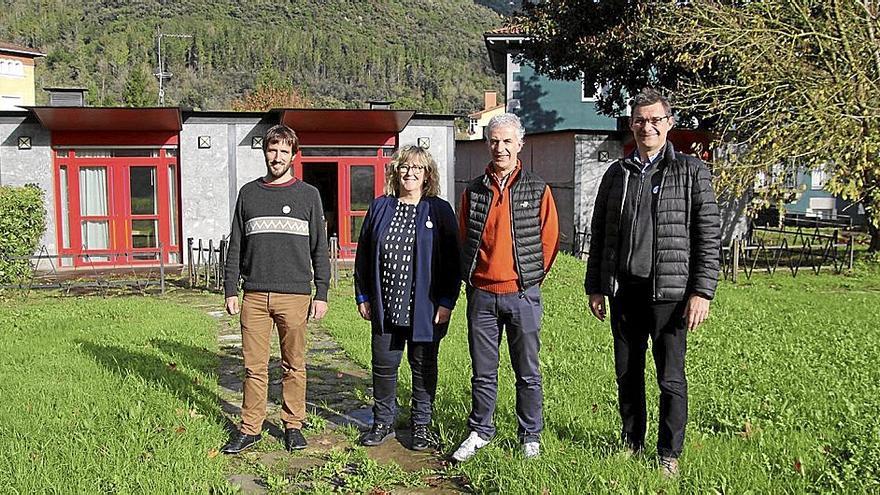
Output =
[
  {"x1": 189, "y1": 409, "x2": 204, "y2": 419},
  {"x1": 167, "y1": 362, "x2": 177, "y2": 370},
  {"x1": 175, "y1": 426, "x2": 186, "y2": 434},
  {"x1": 207, "y1": 449, "x2": 219, "y2": 459},
  {"x1": 794, "y1": 458, "x2": 803, "y2": 474},
  {"x1": 739, "y1": 421, "x2": 754, "y2": 438},
  {"x1": 592, "y1": 403, "x2": 599, "y2": 413}
]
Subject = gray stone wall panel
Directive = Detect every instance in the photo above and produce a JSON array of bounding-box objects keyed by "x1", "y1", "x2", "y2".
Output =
[
  {"x1": 399, "y1": 121, "x2": 454, "y2": 203},
  {"x1": 179, "y1": 123, "x2": 231, "y2": 260},
  {"x1": 0, "y1": 121, "x2": 56, "y2": 262}
]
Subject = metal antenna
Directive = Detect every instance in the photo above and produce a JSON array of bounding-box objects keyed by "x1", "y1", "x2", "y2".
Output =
[{"x1": 155, "y1": 27, "x2": 193, "y2": 106}]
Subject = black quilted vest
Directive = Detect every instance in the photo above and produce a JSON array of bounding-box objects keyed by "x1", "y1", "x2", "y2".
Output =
[{"x1": 462, "y1": 170, "x2": 547, "y2": 290}]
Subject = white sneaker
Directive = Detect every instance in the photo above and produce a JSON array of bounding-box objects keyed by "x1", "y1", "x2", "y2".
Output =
[
  {"x1": 523, "y1": 441, "x2": 540, "y2": 459},
  {"x1": 452, "y1": 432, "x2": 490, "y2": 462}
]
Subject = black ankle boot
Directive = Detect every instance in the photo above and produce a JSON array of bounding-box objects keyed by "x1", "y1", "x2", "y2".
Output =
[{"x1": 360, "y1": 423, "x2": 395, "y2": 446}]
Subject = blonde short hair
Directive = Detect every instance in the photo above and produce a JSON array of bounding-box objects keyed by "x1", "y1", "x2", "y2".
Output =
[{"x1": 384, "y1": 145, "x2": 440, "y2": 197}]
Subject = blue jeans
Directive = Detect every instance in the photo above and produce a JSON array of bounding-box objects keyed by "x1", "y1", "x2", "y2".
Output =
[{"x1": 465, "y1": 284, "x2": 544, "y2": 442}]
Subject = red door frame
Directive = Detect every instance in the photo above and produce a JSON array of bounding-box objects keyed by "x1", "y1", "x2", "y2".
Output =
[
  {"x1": 54, "y1": 149, "x2": 180, "y2": 266},
  {"x1": 293, "y1": 150, "x2": 390, "y2": 255}
]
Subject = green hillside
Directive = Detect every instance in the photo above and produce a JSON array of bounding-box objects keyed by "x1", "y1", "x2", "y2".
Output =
[{"x1": 0, "y1": 0, "x2": 508, "y2": 113}]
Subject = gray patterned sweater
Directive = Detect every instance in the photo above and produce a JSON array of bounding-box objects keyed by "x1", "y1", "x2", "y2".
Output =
[{"x1": 223, "y1": 178, "x2": 330, "y2": 300}]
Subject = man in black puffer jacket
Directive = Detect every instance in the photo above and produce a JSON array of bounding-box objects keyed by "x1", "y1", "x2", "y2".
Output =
[{"x1": 585, "y1": 89, "x2": 721, "y2": 477}]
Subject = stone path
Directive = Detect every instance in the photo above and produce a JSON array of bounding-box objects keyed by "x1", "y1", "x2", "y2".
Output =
[{"x1": 190, "y1": 299, "x2": 467, "y2": 494}]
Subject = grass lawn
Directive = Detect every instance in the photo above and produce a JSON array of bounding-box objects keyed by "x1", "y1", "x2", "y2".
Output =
[
  {"x1": 0, "y1": 295, "x2": 231, "y2": 493},
  {"x1": 322, "y1": 254, "x2": 880, "y2": 493}
]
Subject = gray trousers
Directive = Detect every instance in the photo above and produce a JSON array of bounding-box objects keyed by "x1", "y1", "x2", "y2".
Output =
[{"x1": 465, "y1": 284, "x2": 544, "y2": 442}]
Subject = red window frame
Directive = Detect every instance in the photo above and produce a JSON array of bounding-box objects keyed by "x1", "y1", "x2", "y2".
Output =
[{"x1": 53, "y1": 148, "x2": 181, "y2": 266}]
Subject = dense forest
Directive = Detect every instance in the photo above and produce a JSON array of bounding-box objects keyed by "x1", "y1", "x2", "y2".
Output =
[{"x1": 0, "y1": 0, "x2": 513, "y2": 113}]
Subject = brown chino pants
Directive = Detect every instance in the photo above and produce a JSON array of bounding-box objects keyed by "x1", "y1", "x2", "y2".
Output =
[{"x1": 239, "y1": 291, "x2": 311, "y2": 435}]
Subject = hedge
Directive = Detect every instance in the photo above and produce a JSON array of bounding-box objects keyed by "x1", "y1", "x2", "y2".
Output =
[{"x1": 0, "y1": 185, "x2": 46, "y2": 284}]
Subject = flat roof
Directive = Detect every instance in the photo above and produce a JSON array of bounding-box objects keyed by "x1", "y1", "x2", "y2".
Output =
[
  {"x1": 278, "y1": 109, "x2": 414, "y2": 133},
  {"x1": 28, "y1": 107, "x2": 182, "y2": 132},
  {"x1": 0, "y1": 41, "x2": 45, "y2": 58}
]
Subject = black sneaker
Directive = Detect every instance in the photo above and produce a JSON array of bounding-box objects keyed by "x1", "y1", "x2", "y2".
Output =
[
  {"x1": 284, "y1": 428, "x2": 307, "y2": 451},
  {"x1": 411, "y1": 424, "x2": 434, "y2": 451},
  {"x1": 221, "y1": 431, "x2": 261, "y2": 454},
  {"x1": 360, "y1": 423, "x2": 395, "y2": 446}
]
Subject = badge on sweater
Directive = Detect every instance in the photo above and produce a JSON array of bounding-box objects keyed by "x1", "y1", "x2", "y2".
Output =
[{"x1": 282, "y1": 205, "x2": 291, "y2": 214}]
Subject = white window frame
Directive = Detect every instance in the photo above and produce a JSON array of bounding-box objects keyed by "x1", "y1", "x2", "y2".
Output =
[{"x1": 811, "y1": 167, "x2": 828, "y2": 190}]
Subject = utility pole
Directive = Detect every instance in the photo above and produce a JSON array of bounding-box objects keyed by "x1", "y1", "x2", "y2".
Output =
[{"x1": 155, "y1": 27, "x2": 193, "y2": 106}]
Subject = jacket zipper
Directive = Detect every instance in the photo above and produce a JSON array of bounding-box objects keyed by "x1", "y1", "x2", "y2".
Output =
[
  {"x1": 509, "y1": 182, "x2": 525, "y2": 295},
  {"x1": 653, "y1": 166, "x2": 667, "y2": 300},
  {"x1": 612, "y1": 163, "x2": 628, "y2": 296}
]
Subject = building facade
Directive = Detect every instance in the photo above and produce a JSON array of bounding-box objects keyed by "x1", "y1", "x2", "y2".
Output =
[
  {"x1": 0, "y1": 42, "x2": 44, "y2": 110},
  {"x1": 0, "y1": 105, "x2": 456, "y2": 267}
]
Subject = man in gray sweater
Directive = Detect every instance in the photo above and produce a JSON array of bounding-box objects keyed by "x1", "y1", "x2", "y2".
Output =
[{"x1": 221, "y1": 124, "x2": 330, "y2": 454}]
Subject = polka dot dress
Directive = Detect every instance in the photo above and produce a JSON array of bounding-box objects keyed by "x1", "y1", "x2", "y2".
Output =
[{"x1": 380, "y1": 200, "x2": 418, "y2": 327}]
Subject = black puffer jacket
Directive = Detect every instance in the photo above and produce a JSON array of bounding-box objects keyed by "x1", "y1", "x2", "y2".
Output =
[{"x1": 584, "y1": 143, "x2": 721, "y2": 301}]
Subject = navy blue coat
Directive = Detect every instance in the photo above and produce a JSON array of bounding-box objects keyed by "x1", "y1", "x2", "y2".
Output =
[{"x1": 354, "y1": 195, "x2": 462, "y2": 342}]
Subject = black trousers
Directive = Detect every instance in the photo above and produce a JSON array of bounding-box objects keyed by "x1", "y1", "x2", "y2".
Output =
[
  {"x1": 610, "y1": 281, "x2": 688, "y2": 458},
  {"x1": 370, "y1": 329, "x2": 440, "y2": 426}
]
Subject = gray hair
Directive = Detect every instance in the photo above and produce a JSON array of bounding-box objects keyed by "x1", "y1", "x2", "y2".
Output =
[
  {"x1": 486, "y1": 113, "x2": 525, "y2": 144},
  {"x1": 629, "y1": 88, "x2": 673, "y2": 117}
]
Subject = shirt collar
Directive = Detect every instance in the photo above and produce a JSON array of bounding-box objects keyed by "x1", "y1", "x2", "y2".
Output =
[
  {"x1": 485, "y1": 161, "x2": 521, "y2": 190},
  {"x1": 630, "y1": 145, "x2": 665, "y2": 172}
]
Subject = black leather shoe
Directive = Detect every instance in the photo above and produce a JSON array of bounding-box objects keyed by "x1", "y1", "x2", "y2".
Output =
[
  {"x1": 360, "y1": 423, "x2": 395, "y2": 446},
  {"x1": 284, "y1": 428, "x2": 308, "y2": 451},
  {"x1": 411, "y1": 424, "x2": 434, "y2": 451},
  {"x1": 221, "y1": 431, "x2": 261, "y2": 454}
]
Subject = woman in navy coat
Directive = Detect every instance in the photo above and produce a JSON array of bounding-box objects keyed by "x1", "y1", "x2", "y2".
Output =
[{"x1": 354, "y1": 145, "x2": 461, "y2": 451}]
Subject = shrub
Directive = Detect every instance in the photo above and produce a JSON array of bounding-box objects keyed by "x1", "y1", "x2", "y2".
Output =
[{"x1": 0, "y1": 185, "x2": 46, "y2": 284}]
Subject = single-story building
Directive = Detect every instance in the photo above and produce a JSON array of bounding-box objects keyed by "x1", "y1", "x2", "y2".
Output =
[{"x1": 0, "y1": 97, "x2": 456, "y2": 268}]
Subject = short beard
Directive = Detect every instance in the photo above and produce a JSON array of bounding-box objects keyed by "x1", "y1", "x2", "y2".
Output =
[{"x1": 266, "y1": 162, "x2": 292, "y2": 179}]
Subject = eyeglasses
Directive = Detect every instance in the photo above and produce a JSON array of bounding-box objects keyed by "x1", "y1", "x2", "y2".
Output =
[
  {"x1": 397, "y1": 164, "x2": 426, "y2": 174},
  {"x1": 631, "y1": 115, "x2": 672, "y2": 127}
]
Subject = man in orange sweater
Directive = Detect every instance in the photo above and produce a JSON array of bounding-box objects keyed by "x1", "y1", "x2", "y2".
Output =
[{"x1": 452, "y1": 113, "x2": 559, "y2": 461}]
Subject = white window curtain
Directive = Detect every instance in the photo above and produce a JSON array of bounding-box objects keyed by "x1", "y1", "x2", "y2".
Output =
[
  {"x1": 59, "y1": 167, "x2": 70, "y2": 249},
  {"x1": 79, "y1": 167, "x2": 109, "y2": 251},
  {"x1": 79, "y1": 167, "x2": 107, "y2": 215}
]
